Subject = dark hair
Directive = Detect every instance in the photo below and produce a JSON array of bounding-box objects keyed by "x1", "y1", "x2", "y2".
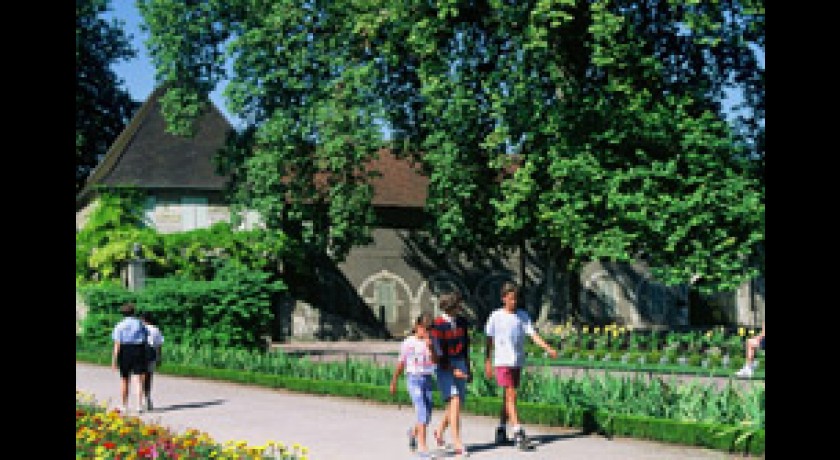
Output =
[
  {"x1": 500, "y1": 281, "x2": 519, "y2": 297},
  {"x1": 438, "y1": 291, "x2": 461, "y2": 312},
  {"x1": 413, "y1": 312, "x2": 433, "y2": 332},
  {"x1": 140, "y1": 311, "x2": 155, "y2": 324},
  {"x1": 120, "y1": 303, "x2": 136, "y2": 316}
]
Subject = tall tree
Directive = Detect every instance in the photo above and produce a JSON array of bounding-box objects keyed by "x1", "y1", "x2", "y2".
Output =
[
  {"x1": 76, "y1": 0, "x2": 139, "y2": 195},
  {"x1": 373, "y1": 0, "x2": 764, "y2": 299},
  {"x1": 139, "y1": 0, "x2": 764, "y2": 300},
  {"x1": 139, "y1": 0, "x2": 384, "y2": 261}
]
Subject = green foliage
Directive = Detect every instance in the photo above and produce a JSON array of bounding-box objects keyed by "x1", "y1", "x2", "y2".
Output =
[
  {"x1": 76, "y1": 188, "x2": 158, "y2": 283},
  {"x1": 139, "y1": 0, "x2": 765, "y2": 294},
  {"x1": 139, "y1": 0, "x2": 384, "y2": 262},
  {"x1": 79, "y1": 261, "x2": 286, "y2": 350},
  {"x1": 77, "y1": 281, "x2": 139, "y2": 345},
  {"x1": 77, "y1": 190, "x2": 298, "y2": 284},
  {"x1": 76, "y1": 0, "x2": 139, "y2": 194}
]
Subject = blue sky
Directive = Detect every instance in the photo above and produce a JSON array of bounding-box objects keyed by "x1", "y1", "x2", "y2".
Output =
[{"x1": 103, "y1": 1, "x2": 241, "y2": 126}]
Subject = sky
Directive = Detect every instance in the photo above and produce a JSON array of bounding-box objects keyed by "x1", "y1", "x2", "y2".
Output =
[
  {"x1": 104, "y1": 1, "x2": 761, "y2": 130},
  {"x1": 103, "y1": 1, "x2": 242, "y2": 126}
]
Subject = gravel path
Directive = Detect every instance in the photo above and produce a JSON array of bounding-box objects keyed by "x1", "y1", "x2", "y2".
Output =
[{"x1": 76, "y1": 361, "x2": 755, "y2": 460}]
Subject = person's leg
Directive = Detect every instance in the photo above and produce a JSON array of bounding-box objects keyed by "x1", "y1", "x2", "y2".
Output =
[
  {"x1": 449, "y1": 395, "x2": 464, "y2": 451},
  {"x1": 119, "y1": 376, "x2": 130, "y2": 409},
  {"x1": 434, "y1": 370, "x2": 454, "y2": 446},
  {"x1": 416, "y1": 377, "x2": 433, "y2": 452}
]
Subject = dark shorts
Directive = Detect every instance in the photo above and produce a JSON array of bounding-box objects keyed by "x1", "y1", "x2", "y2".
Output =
[
  {"x1": 118, "y1": 343, "x2": 148, "y2": 378},
  {"x1": 494, "y1": 366, "x2": 522, "y2": 388},
  {"x1": 759, "y1": 336, "x2": 765, "y2": 349}
]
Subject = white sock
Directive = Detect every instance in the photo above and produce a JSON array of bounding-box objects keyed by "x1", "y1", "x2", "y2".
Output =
[{"x1": 512, "y1": 424, "x2": 523, "y2": 434}]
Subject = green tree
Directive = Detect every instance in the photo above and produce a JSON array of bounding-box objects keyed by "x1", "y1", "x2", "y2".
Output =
[
  {"x1": 372, "y1": 0, "x2": 764, "y2": 302},
  {"x1": 76, "y1": 0, "x2": 140, "y2": 194},
  {"x1": 138, "y1": 0, "x2": 764, "y2": 304},
  {"x1": 139, "y1": 0, "x2": 384, "y2": 262}
]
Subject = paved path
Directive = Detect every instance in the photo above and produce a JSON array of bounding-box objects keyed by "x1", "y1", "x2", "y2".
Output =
[{"x1": 76, "y1": 362, "x2": 753, "y2": 459}]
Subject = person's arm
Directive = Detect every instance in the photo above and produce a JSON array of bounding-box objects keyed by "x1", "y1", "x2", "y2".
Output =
[
  {"x1": 530, "y1": 332, "x2": 558, "y2": 358},
  {"x1": 484, "y1": 336, "x2": 494, "y2": 378},
  {"x1": 389, "y1": 360, "x2": 406, "y2": 395},
  {"x1": 112, "y1": 341, "x2": 120, "y2": 371}
]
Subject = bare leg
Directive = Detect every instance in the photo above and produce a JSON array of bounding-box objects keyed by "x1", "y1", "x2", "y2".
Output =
[
  {"x1": 505, "y1": 387, "x2": 520, "y2": 427},
  {"x1": 450, "y1": 396, "x2": 464, "y2": 450},
  {"x1": 435, "y1": 405, "x2": 450, "y2": 445},
  {"x1": 119, "y1": 377, "x2": 129, "y2": 408},
  {"x1": 416, "y1": 423, "x2": 428, "y2": 452}
]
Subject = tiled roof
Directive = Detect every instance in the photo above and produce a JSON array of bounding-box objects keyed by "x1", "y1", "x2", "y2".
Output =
[{"x1": 367, "y1": 149, "x2": 428, "y2": 208}]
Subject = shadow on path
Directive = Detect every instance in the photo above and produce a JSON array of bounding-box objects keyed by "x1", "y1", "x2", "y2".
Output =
[
  {"x1": 152, "y1": 399, "x2": 226, "y2": 413},
  {"x1": 465, "y1": 431, "x2": 588, "y2": 455}
]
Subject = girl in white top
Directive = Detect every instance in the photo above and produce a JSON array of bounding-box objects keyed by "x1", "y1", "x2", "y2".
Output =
[{"x1": 390, "y1": 312, "x2": 437, "y2": 458}]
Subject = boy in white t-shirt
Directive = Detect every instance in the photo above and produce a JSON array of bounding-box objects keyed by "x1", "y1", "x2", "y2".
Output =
[
  {"x1": 390, "y1": 312, "x2": 437, "y2": 459},
  {"x1": 484, "y1": 281, "x2": 557, "y2": 450}
]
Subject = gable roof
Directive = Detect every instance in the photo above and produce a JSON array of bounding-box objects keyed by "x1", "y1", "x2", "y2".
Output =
[{"x1": 76, "y1": 86, "x2": 233, "y2": 207}]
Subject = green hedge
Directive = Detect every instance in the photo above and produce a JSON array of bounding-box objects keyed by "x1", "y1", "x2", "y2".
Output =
[{"x1": 75, "y1": 353, "x2": 763, "y2": 456}]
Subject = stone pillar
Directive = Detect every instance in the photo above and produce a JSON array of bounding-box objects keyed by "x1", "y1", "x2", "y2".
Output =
[{"x1": 125, "y1": 259, "x2": 146, "y2": 291}]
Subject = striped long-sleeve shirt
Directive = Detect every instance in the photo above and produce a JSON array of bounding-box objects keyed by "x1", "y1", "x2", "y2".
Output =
[{"x1": 430, "y1": 314, "x2": 471, "y2": 370}]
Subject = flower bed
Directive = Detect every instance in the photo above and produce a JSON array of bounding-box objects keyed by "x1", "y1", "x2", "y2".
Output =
[{"x1": 76, "y1": 390, "x2": 308, "y2": 459}]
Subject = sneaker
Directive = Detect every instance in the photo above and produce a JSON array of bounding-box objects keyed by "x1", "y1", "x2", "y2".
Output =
[
  {"x1": 452, "y1": 446, "x2": 469, "y2": 457},
  {"x1": 119, "y1": 405, "x2": 129, "y2": 415},
  {"x1": 514, "y1": 429, "x2": 535, "y2": 451},
  {"x1": 408, "y1": 428, "x2": 417, "y2": 452},
  {"x1": 146, "y1": 397, "x2": 154, "y2": 411},
  {"x1": 495, "y1": 426, "x2": 510, "y2": 445},
  {"x1": 735, "y1": 366, "x2": 753, "y2": 378}
]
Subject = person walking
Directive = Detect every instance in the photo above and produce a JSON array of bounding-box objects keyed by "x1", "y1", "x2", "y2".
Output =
[
  {"x1": 390, "y1": 312, "x2": 438, "y2": 459},
  {"x1": 735, "y1": 321, "x2": 765, "y2": 378},
  {"x1": 140, "y1": 311, "x2": 164, "y2": 411},
  {"x1": 484, "y1": 281, "x2": 558, "y2": 450},
  {"x1": 111, "y1": 302, "x2": 150, "y2": 414},
  {"x1": 429, "y1": 291, "x2": 471, "y2": 458}
]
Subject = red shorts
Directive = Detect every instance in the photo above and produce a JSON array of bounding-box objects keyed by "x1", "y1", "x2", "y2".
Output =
[{"x1": 494, "y1": 366, "x2": 521, "y2": 388}]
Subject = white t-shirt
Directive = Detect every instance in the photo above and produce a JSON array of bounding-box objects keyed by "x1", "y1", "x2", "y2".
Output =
[
  {"x1": 398, "y1": 335, "x2": 436, "y2": 375},
  {"x1": 484, "y1": 308, "x2": 535, "y2": 367}
]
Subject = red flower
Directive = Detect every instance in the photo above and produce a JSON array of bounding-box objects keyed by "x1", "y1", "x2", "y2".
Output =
[{"x1": 103, "y1": 441, "x2": 116, "y2": 449}]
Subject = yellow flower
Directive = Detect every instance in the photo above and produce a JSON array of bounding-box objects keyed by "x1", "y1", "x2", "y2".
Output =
[
  {"x1": 738, "y1": 327, "x2": 745, "y2": 336},
  {"x1": 594, "y1": 327, "x2": 600, "y2": 334},
  {"x1": 582, "y1": 326, "x2": 589, "y2": 333}
]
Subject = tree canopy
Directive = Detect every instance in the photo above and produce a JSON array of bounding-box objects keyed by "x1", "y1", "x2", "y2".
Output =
[
  {"x1": 139, "y1": 0, "x2": 764, "y2": 294},
  {"x1": 76, "y1": 0, "x2": 140, "y2": 195}
]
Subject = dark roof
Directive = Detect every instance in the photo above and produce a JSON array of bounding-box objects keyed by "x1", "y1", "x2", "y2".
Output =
[{"x1": 77, "y1": 86, "x2": 233, "y2": 206}]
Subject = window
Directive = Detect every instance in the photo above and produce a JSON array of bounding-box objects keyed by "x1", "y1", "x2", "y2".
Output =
[
  {"x1": 143, "y1": 196, "x2": 156, "y2": 229},
  {"x1": 181, "y1": 197, "x2": 209, "y2": 231},
  {"x1": 373, "y1": 279, "x2": 399, "y2": 324}
]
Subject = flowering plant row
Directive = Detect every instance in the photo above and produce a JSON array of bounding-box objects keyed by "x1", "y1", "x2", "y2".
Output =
[{"x1": 76, "y1": 390, "x2": 308, "y2": 459}]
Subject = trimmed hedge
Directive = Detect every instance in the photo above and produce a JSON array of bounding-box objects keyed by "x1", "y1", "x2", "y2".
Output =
[{"x1": 75, "y1": 352, "x2": 763, "y2": 456}]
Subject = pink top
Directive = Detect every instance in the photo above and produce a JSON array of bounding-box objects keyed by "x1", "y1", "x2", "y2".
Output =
[{"x1": 398, "y1": 335, "x2": 436, "y2": 375}]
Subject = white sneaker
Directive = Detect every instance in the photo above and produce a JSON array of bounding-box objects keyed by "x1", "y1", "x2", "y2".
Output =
[{"x1": 735, "y1": 366, "x2": 753, "y2": 378}]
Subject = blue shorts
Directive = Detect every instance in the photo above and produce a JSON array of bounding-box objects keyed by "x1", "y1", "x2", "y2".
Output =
[
  {"x1": 435, "y1": 357, "x2": 468, "y2": 403},
  {"x1": 406, "y1": 374, "x2": 434, "y2": 424}
]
